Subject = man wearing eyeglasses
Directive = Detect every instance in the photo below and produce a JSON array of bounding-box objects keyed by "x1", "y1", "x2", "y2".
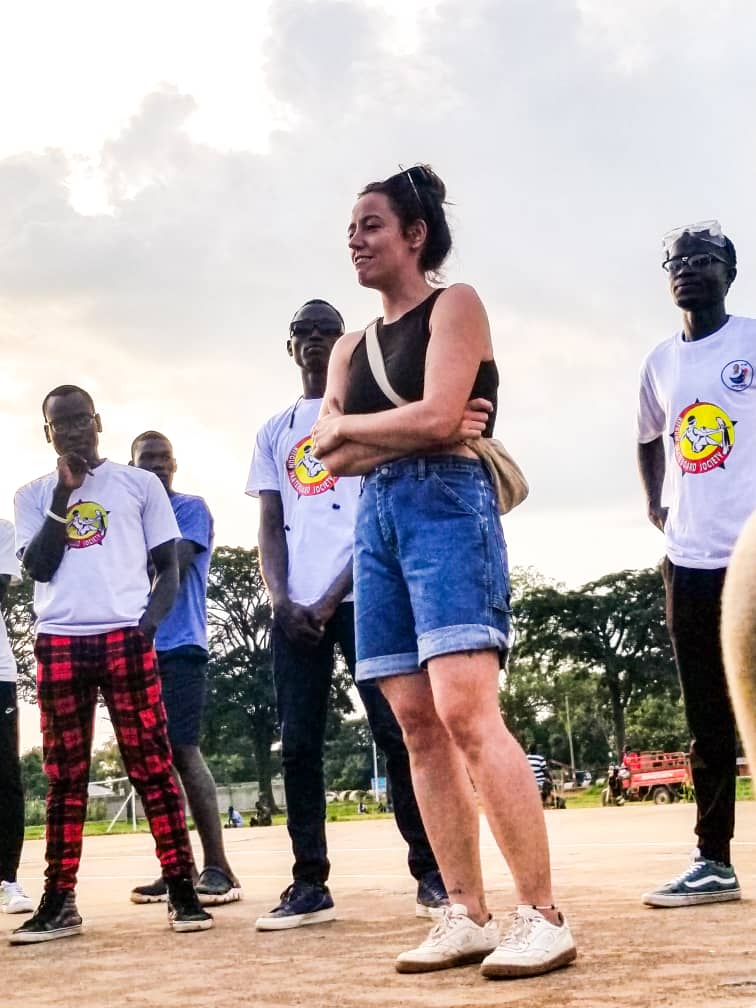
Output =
[
  {"x1": 637, "y1": 221, "x2": 756, "y2": 908},
  {"x1": 246, "y1": 300, "x2": 446, "y2": 930},
  {"x1": 11, "y1": 385, "x2": 212, "y2": 943}
]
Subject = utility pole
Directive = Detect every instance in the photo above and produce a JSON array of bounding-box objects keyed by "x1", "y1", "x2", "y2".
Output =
[{"x1": 565, "y1": 695, "x2": 576, "y2": 774}]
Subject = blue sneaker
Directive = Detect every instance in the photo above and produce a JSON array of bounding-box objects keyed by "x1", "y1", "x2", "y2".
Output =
[
  {"x1": 416, "y1": 870, "x2": 450, "y2": 919},
  {"x1": 255, "y1": 881, "x2": 336, "y2": 930},
  {"x1": 642, "y1": 857, "x2": 741, "y2": 907}
]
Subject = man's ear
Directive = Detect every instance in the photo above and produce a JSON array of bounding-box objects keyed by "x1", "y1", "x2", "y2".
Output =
[
  {"x1": 44, "y1": 424, "x2": 52, "y2": 444},
  {"x1": 286, "y1": 338, "x2": 293, "y2": 358},
  {"x1": 94, "y1": 413, "x2": 103, "y2": 433}
]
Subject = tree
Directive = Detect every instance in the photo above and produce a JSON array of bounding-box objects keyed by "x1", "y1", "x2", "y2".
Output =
[
  {"x1": 514, "y1": 567, "x2": 677, "y2": 758},
  {"x1": 324, "y1": 718, "x2": 374, "y2": 791},
  {"x1": 20, "y1": 746, "x2": 47, "y2": 800},
  {"x1": 1, "y1": 574, "x2": 36, "y2": 699},
  {"x1": 202, "y1": 546, "x2": 354, "y2": 810}
]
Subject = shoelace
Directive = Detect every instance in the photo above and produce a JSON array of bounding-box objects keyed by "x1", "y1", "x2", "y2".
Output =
[
  {"x1": 500, "y1": 912, "x2": 538, "y2": 950},
  {"x1": 423, "y1": 907, "x2": 468, "y2": 945}
]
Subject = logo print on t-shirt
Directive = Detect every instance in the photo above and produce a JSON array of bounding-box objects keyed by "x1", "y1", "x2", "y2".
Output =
[
  {"x1": 720, "y1": 359, "x2": 753, "y2": 392},
  {"x1": 286, "y1": 436, "x2": 338, "y2": 497},
  {"x1": 65, "y1": 500, "x2": 109, "y2": 548},
  {"x1": 671, "y1": 400, "x2": 737, "y2": 475}
]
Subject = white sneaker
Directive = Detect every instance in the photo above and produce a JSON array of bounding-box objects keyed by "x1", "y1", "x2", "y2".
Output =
[
  {"x1": 480, "y1": 905, "x2": 577, "y2": 979},
  {"x1": 395, "y1": 903, "x2": 499, "y2": 974},
  {"x1": 0, "y1": 880, "x2": 34, "y2": 915}
]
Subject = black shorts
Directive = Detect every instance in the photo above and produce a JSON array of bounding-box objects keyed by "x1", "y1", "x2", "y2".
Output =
[{"x1": 157, "y1": 645, "x2": 208, "y2": 747}]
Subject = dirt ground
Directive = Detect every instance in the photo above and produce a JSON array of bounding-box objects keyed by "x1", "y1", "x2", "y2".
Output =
[{"x1": 3, "y1": 802, "x2": 755, "y2": 1008}]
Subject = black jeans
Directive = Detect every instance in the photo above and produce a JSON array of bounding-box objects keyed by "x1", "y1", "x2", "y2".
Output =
[
  {"x1": 0, "y1": 682, "x2": 25, "y2": 882},
  {"x1": 272, "y1": 602, "x2": 438, "y2": 886},
  {"x1": 663, "y1": 559, "x2": 736, "y2": 864}
]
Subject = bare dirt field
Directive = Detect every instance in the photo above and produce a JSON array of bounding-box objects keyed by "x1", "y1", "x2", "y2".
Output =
[{"x1": 3, "y1": 802, "x2": 755, "y2": 1008}]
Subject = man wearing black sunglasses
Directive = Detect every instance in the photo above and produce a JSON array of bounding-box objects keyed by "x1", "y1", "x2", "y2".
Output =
[
  {"x1": 246, "y1": 300, "x2": 446, "y2": 930},
  {"x1": 637, "y1": 222, "x2": 756, "y2": 909}
]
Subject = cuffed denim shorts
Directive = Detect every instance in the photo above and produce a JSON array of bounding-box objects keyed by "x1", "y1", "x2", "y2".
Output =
[{"x1": 354, "y1": 455, "x2": 512, "y2": 682}]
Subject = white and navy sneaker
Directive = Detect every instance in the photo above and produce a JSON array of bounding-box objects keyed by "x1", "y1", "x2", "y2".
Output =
[
  {"x1": 642, "y1": 857, "x2": 741, "y2": 907},
  {"x1": 255, "y1": 881, "x2": 335, "y2": 931}
]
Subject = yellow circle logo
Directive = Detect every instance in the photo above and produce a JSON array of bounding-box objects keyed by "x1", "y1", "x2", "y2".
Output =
[
  {"x1": 65, "y1": 500, "x2": 109, "y2": 548},
  {"x1": 286, "y1": 436, "x2": 338, "y2": 497},
  {"x1": 673, "y1": 401, "x2": 735, "y2": 474}
]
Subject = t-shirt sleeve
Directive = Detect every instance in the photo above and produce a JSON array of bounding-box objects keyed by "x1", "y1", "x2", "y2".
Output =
[
  {"x1": 142, "y1": 474, "x2": 181, "y2": 551},
  {"x1": 175, "y1": 497, "x2": 213, "y2": 552},
  {"x1": 636, "y1": 356, "x2": 666, "y2": 444},
  {"x1": 245, "y1": 423, "x2": 280, "y2": 497},
  {"x1": 0, "y1": 520, "x2": 21, "y2": 583},
  {"x1": 13, "y1": 484, "x2": 45, "y2": 558}
]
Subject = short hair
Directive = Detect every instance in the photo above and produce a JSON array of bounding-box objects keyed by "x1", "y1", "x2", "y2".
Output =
[
  {"x1": 42, "y1": 384, "x2": 95, "y2": 419},
  {"x1": 290, "y1": 299, "x2": 345, "y2": 331},
  {"x1": 358, "y1": 164, "x2": 452, "y2": 275},
  {"x1": 130, "y1": 430, "x2": 173, "y2": 460}
]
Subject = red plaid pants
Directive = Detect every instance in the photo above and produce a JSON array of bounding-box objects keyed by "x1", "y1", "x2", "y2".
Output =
[{"x1": 35, "y1": 628, "x2": 195, "y2": 891}]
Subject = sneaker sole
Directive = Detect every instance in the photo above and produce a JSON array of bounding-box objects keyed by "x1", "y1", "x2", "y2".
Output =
[
  {"x1": 481, "y1": 945, "x2": 577, "y2": 979},
  {"x1": 395, "y1": 949, "x2": 493, "y2": 974},
  {"x1": 643, "y1": 888, "x2": 741, "y2": 908},
  {"x1": 170, "y1": 917, "x2": 214, "y2": 933},
  {"x1": 9, "y1": 924, "x2": 83, "y2": 945},
  {"x1": 255, "y1": 906, "x2": 336, "y2": 931},
  {"x1": 415, "y1": 903, "x2": 449, "y2": 919},
  {"x1": 197, "y1": 886, "x2": 243, "y2": 907},
  {"x1": 130, "y1": 892, "x2": 168, "y2": 904}
]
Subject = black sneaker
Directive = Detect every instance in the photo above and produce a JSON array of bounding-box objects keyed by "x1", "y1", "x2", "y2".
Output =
[
  {"x1": 9, "y1": 890, "x2": 83, "y2": 944},
  {"x1": 416, "y1": 869, "x2": 450, "y2": 919},
  {"x1": 130, "y1": 877, "x2": 168, "y2": 904},
  {"x1": 167, "y1": 877, "x2": 214, "y2": 933},
  {"x1": 255, "y1": 880, "x2": 336, "y2": 931},
  {"x1": 196, "y1": 867, "x2": 243, "y2": 906}
]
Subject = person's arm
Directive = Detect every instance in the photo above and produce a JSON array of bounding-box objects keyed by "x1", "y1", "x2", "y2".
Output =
[
  {"x1": 257, "y1": 491, "x2": 322, "y2": 648},
  {"x1": 176, "y1": 539, "x2": 201, "y2": 583},
  {"x1": 312, "y1": 285, "x2": 491, "y2": 457},
  {"x1": 637, "y1": 438, "x2": 668, "y2": 532},
  {"x1": 0, "y1": 573, "x2": 9, "y2": 607},
  {"x1": 308, "y1": 559, "x2": 353, "y2": 629},
  {"x1": 138, "y1": 539, "x2": 179, "y2": 643},
  {"x1": 21, "y1": 454, "x2": 91, "y2": 582}
]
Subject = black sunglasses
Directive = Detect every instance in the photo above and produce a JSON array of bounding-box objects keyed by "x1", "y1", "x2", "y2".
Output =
[{"x1": 290, "y1": 321, "x2": 343, "y2": 337}]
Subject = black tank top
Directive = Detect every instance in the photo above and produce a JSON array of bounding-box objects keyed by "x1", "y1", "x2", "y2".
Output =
[{"x1": 343, "y1": 289, "x2": 498, "y2": 437}]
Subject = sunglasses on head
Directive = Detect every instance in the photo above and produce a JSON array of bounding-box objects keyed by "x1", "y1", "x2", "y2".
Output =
[
  {"x1": 662, "y1": 219, "x2": 726, "y2": 253},
  {"x1": 290, "y1": 320, "x2": 343, "y2": 337}
]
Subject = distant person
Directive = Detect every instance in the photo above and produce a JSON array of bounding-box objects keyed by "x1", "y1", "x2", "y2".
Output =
[
  {"x1": 526, "y1": 744, "x2": 553, "y2": 805},
  {"x1": 311, "y1": 165, "x2": 575, "y2": 978},
  {"x1": 129, "y1": 431, "x2": 241, "y2": 907},
  {"x1": 11, "y1": 385, "x2": 211, "y2": 943},
  {"x1": 638, "y1": 220, "x2": 756, "y2": 907},
  {"x1": 0, "y1": 519, "x2": 34, "y2": 915},
  {"x1": 226, "y1": 806, "x2": 243, "y2": 829},
  {"x1": 246, "y1": 299, "x2": 447, "y2": 930}
]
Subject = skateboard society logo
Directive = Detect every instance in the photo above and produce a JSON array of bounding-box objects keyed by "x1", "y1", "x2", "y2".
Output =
[
  {"x1": 286, "y1": 436, "x2": 338, "y2": 497},
  {"x1": 672, "y1": 400, "x2": 736, "y2": 475},
  {"x1": 65, "y1": 500, "x2": 109, "y2": 548}
]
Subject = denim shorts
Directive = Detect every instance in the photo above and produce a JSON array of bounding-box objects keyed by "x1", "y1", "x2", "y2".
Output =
[
  {"x1": 156, "y1": 645, "x2": 208, "y2": 747},
  {"x1": 354, "y1": 455, "x2": 512, "y2": 682}
]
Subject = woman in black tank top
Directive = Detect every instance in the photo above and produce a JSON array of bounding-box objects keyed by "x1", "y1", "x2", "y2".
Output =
[{"x1": 311, "y1": 166, "x2": 575, "y2": 978}]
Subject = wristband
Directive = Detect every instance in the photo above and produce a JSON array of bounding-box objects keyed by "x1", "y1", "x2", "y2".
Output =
[{"x1": 46, "y1": 509, "x2": 68, "y2": 524}]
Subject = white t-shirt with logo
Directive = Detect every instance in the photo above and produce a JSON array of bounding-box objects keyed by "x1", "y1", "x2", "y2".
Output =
[
  {"x1": 0, "y1": 519, "x2": 21, "y2": 682},
  {"x1": 637, "y1": 315, "x2": 756, "y2": 569},
  {"x1": 14, "y1": 460, "x2": 180, "y2": 636},
  {"x1": 245, "y1": 397, "x2": 360, "y2": 606}
]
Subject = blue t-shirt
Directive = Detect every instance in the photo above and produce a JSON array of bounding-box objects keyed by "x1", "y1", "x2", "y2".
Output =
[{"x1": 155, "y1": 492, "x2": 213, "y2": 653}]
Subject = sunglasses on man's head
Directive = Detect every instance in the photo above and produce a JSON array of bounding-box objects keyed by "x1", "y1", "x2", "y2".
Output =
[
  {"x1": 662, "y1": 219, "x2": 726, "y2": 252},
  {"x1": 290, "y1": 321, "x2": 343, "y2": 337}
]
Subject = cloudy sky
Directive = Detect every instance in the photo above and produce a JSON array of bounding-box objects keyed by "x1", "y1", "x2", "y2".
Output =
[{"x1": 4, "y1": 1, "x2": 755, "y2": 746}]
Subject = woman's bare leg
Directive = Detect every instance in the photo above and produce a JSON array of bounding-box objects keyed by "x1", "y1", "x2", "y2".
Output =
[{"x1": 379, "y1": 671, "x2": 488, "y2": 923}]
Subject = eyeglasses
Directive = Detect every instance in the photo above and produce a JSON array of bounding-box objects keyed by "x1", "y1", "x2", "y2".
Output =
[
  {"x1": 662, "y1": 219, "x2": 726, "y2": 252},
  {"x1": 662, "y1": 253, "x2": 730, "y2": 275},
  {"x1": 290, "y1": 321, "x2": 343, "y2": 337},
  {"x1": 46, "y1": 412, "x2": 96, "y2": 434}
]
